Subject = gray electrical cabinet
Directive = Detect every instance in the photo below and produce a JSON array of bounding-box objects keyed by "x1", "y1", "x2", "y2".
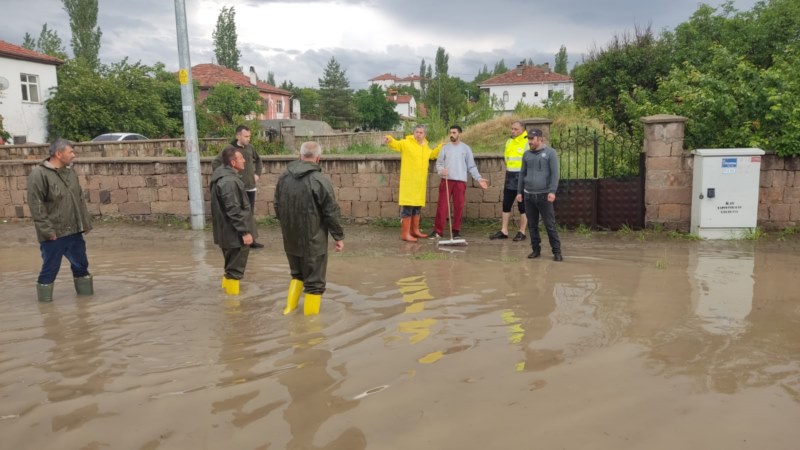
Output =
[{"x1": 690, "y1": 148, "x2": 764, "y2": 239}]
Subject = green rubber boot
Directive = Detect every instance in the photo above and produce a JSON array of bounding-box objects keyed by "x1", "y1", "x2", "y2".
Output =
[
  {"x1": 37, "y1": 283, "x2": 54, "y2": 302},
  {"x1": 74, "y1": 275, "x2": 94, "y2": 296}
]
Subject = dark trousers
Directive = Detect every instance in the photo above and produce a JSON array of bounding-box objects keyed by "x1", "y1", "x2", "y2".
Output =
[
  {"x1": 222, "y1": 246, "x2": 250, "y2": 280},
  {"x1": 400, "y1": 206, "x2": 422, "y2": 218},
  {"x1": 434, "y1": 179, "x2": 466, "y2": 234},
  {"x1": 524, "y1": 193, "x2": 561, "y2": 254},
  {"x1": 38, "y1": 233, "x2": 90, "y2": 284},
  {"x1": 287, "y1": 253, "x2": 328, "y2": 294},
  {"x1": 246, "y1": 190, "x2": 258, "y2": 241}
]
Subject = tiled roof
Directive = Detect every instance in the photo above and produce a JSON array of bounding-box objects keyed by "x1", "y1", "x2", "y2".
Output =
[
  {"x1": 369, "y1": 73, "x2": 399, "y2": 81},
  {"x1": 387, "y1": 94, "x2": 414, "y2": 104},
  {"x1": 191, "y1": 64, "x2": 292, "y2": 96},
  {"x1": 399, "y1": 75, "x2": 422, "y2": 82},
  {"x1": 479, "y1": 65, "x2": 572, "y2": 87},
  {"x1": 0, "y1": 40, "x2": 64, "y2": 65}
]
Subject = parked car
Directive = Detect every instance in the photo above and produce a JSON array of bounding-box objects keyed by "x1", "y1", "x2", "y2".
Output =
[{"x1": 91, "y1": 133, "x2": 148, "y2": 142}]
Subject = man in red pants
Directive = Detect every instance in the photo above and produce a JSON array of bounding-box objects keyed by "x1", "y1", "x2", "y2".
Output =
[{"x1": 432, "y1": 125, "x2": 488, "y2": 238}]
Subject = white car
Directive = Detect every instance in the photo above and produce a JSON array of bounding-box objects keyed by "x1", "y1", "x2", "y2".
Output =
[{"x1": 91, "y1": 133, "x2": 148, "y2": 142}]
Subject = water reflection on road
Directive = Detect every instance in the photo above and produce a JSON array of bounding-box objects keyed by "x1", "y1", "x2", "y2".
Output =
[{"x1": 1, "y1": 223, "x2": 799, "y2": 449}]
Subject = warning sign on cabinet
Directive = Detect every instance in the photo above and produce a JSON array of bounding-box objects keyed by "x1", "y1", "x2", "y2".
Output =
[{"x1": 722, "y1": 158, "x2": 737, "y2": 174}]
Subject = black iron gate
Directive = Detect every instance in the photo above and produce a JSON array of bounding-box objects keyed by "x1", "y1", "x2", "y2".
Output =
[{"x1": 550, "y1": 127, "x2": 645, "y2": 230}]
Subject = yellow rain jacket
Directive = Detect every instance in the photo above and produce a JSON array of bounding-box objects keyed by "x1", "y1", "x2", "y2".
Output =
[{"x1": 386, "y1": 135, "x2": 443, "y2": 207}]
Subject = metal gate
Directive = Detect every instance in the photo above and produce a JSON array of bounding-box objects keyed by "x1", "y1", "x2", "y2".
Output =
[{"x1": 550, "y1": 127, "x2": 645, "y2": 230}]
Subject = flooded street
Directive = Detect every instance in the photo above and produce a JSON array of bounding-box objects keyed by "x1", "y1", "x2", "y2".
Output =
[{"x1": 1, "y1": 222, "x2": 799, "y2": 450}]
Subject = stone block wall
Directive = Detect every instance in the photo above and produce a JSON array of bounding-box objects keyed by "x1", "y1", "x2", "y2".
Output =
[{"x1": 0, "y1": 155, "x2": 507, "y2": 222}]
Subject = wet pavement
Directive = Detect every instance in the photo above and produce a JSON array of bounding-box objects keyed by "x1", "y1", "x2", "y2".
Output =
[{"x1": 1, "y1": 221, "x2": 799, "y2": 449}]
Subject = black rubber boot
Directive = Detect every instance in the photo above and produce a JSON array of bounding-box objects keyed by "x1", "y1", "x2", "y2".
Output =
[{"x1": 527, "y1": 246, "x2": 541, "y2": 259}]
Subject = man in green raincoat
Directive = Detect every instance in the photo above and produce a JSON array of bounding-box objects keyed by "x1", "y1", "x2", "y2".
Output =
[
  {"x1": 275, "y1": 141, "x2": 344, "y2": 316},
  {"x1": 384, "y1": 125, "x2": 442, "y2": 242}
]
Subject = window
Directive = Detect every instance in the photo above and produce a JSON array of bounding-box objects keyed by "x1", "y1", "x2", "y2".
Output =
[
  {"x1": 502, "y1": 91, "x2": 509, "y2": 103},
  {"x1": 277, "y1": 99, "x2": 283, "y2": 113},
  {"x1": 21, "y1": 74, "x2": 40, "y2": 103},
  {"x1": 547, "y1": 90, "x2": 554, "y2": 97},
  {"x1": 522, "y1": 92, "x2": 527, "y2": 97},
  {"x1": 534, "y1": 91, "x2": 539, "y2": 97}
]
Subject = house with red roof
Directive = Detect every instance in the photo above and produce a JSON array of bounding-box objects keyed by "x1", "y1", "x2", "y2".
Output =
[
  {"x1": 369, "y1": 73, "x2": 424, "y2": 91},
  {"x1": 191, "y1": 64, "x2": 294, "y2": 120},
  {"x1": 478, "y1": 62, "x2": 573, "y2": 113},
  {"x1": 0, "y1": 40, "x2": 64, "y2": 144},
  {"x1": 386, "y1": 90, "x2": 417, "y2": 119}
]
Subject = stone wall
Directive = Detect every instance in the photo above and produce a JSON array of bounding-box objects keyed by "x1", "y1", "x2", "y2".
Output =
[
  {"x1": 642, "y1": 114, "x2": 800, "y2": 231},
  {"x1": 0, "y1": 138, "x2": 228, "y2": 160},
  {"x1": 0, "y1": 155, "x2": 506, "y2": 222}
]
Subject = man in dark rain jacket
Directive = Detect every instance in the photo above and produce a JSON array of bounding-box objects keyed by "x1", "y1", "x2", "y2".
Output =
[
  {"x1": 274, "y1": 141, "x2": 344, "y2": 316},
  {"x1": 211, "y1": 147, "x2": 255, "y2": 295},
  {"x1": 27, "y1": 139, "x2": 94, "y2": 302},
  {"x1": 212, "y1": 125, "x2": 265, "y2": 248}
]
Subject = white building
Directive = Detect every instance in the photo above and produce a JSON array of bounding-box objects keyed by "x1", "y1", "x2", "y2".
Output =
[
  {"x1": 386, "y1": 92, "x2": 417, "y2": 119},
  {"x1": 369, "y1": 73, "x2": 424, "y2": 91},
  {"x1": 0, "y1": 40, "x2": 63, "y2": 144},
  {"x1": 479, "y1": 63, "x2": 573, "y2": 113}
]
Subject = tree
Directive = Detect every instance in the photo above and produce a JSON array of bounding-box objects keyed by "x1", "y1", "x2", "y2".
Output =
[
  {"x1": 266, "y1": 71, "x2": 276, "y2": 86},
  {"x1": 212, "y1": 6, "x2": 241, "y2": 71},
  {"x1": 203, "y1": 82, "x2": 263, "y2": 124},
  {"x1": 492, "y1": 59, "x2": 508, "y2": 75},
  {"x1": 62, "y1": 0, "x2": 102, "y2": 69},
  {"x1": 295, "y1": 87, "x2": 321, "y2": 120},
  {"x1": 318, "y1": 57, "x2": 355, "y2": 129},
  {"x1": 46, "y1": 59, "x2": 181, "y2": 141},
  {"x1": 22, "y1": 33, "x2": 36, "y2": 50},
  {"x1": 22, "y1": 24, "x2": 67, "y2": 59},
  {"x1": 419, "y1": 58, "x2": 427, "y2": 95},
  {"x1": 354, "y1": 85, "x2": 400, "y2": 131},
  {"x1": 435, "y1": 47, "x2": 449, "y2": 77},
  {"x1": 554, "y1": 45, "x2": 568, "y2": 74}
]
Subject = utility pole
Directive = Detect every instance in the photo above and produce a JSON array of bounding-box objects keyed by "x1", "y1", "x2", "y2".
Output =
[{"x1": 173, "y1": 0, "x2": 204, "y2": 230}]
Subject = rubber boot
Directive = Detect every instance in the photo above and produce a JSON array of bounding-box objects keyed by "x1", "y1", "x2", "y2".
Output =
[
  {"x1": 37, "y1": 283, "x2": 54, "y2": 303},
  {"x1": 221, "y1": 276, "x2": 227, "y2": 290},
  {"x1": 283, "y1": 279, "x2": 304, "y2": 315},
  {"x1": 410, "y1": 215, "x2": 428, "y2": 238},
  {"x1": 400, "y1": 217, "x2": 417, "y2": 242},
  {"x1": 224, "y1": 277, "x2": 240, "y2": 295},
  {"x1": 304, "y1": 293, "x2": 322, "y2": 316},
  {"x1": 74, "y1": 275, "x2": 94, "y2": 296}
]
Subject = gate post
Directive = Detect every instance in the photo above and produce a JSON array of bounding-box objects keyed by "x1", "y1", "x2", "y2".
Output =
[
  {"x1": 641, "y1": 114, "x2": 691, "y2": 231},
  {"x1": 520, "y1": 118, "x2": 553, "y2": 145}
]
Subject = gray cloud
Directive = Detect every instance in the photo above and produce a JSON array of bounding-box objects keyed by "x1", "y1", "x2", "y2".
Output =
[{"x1": 1, "y1": 0, "x2": 758, "y2": 89}]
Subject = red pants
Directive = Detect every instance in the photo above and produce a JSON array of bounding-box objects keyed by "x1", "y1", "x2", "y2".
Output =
[{"x1": 434, "y1": 179, "x2": 466, "y2": 235}]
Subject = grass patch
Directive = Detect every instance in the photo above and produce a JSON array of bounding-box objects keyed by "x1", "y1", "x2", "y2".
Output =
[
  {"x1": 777, "y1": 226, "x2": 799, "y2": 241},
  {"x1": 617, "y1": 223, "x2": 633, "y2": 236},
  {"x1": 371, "y1": 217, "x2": 400, "y2": 228},
  {"x1": 666, "y1": 230, "x2": 702, "y2": 241},
  {"x1": 257, "y1": 216, "x2": 280, "y2": 227},
  {"x1": 575, "y1": 223, "x2": 592, "y2": 236},
  {"x1": 742, "y1": 227, "x2": 766, "y2": 240}
]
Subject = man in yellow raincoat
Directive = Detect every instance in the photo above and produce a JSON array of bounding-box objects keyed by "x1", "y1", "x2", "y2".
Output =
[{"x1": 384, "y1": 125, "x2": 443, "y2": 242}]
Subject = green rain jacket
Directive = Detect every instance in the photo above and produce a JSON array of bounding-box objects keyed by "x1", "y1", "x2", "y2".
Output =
[
  {"x1": 210, "y1": 165, "x2": 255, "y2": 249},
  {"x1": 274, "y1": 160, "x2": 344, "y2": 257},
  {"x1": 211, "y1": 140, "x2": 263, "y2": 191},
  {"x1": 27, "y1": 160, "x2": 92, "y2": 242}
]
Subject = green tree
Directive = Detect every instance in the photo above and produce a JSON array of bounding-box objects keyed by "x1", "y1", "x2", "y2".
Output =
[
  {"x1": 435, "y1": 47, "x2": 449, "y2": 77},
  {"x1": 212, "y1": 6, "x2": 241, "y2": 71},
  {"x1": 492, "y1": 59, "x2": 508, "y2": 75},
  {"x1": 62, "y1": 0, "x2": 102, "y2": 69},
  {"x1": 424, "y1": 74, "x2": 468, "y2": 123},
  {"x1": 354, "y1": 85, "x2": 400, "y2": 131},
  {"x1": 46, "y1": 59, "x2": 181, "y2": 141},
  {"x1": 295, "y1": 87, "x2": 321, "y2": 120},
  {"x1": 266, "y1": 71, "x2": 276, "y2": 86},
  {"x1": 203, "y1": 82, "x2": 263, "y2": 124},
  {"x1": 419, "y1": 58, "x2": 427, "y2": 95},
  {"x1": 318, "y1": 57, "x2": 355, "y2": 129},
  {"x1": 554, "y1": 45, "x2": 568, "y2": 74},
  {"x1": 22, "y1": 33, "x2": 36, "y2": 50}
]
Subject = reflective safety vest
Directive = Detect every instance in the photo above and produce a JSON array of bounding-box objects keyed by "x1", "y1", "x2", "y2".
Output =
[{"x1": 504, "y1": 131, "x2": 528, "y2": 172}]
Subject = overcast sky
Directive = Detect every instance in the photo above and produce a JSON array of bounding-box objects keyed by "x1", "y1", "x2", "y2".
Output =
[{"x1": 1, "y1": 0, "x2": 758, "y2": 89}]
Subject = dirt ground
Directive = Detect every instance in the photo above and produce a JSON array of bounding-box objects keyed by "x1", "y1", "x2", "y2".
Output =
[{"x1": 1, "y1": 221, "x2": 799, "y2": 450}]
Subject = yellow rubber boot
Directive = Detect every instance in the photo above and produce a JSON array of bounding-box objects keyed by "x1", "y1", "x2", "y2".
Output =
[
  {"x1": 224, "y1": 278, "x2": 240, "y2": 295},
  {"x1": 304, "y1": 293, "x2": 322, "y2": 316},
  {"x1": 283, "y1": 279, "x2": 304, "y2": 315},
  {"x1": 221, "y1": 276, "x2": 228, "y2": 290}
]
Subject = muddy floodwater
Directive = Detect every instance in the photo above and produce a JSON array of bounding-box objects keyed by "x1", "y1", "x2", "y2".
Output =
[{"x1": 1, "y1": 221, "x2": 799, "y2": 450}]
